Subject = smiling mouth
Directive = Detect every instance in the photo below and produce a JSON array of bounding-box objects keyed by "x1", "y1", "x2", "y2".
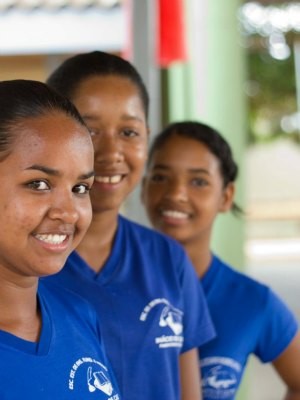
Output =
[
  {"x1": 94, "y1": 175, "x2": 123, "y2": 184},
  {"x1": 35, "y1": 234, "x2": 67, "y2": 245},
  {"x1": 161, "y1": 210, "x2": 189, "y2": 220}
]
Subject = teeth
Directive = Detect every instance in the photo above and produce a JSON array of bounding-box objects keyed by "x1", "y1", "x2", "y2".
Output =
[
  {"x1": 35, "y1": 234, "x2": 67, "y2": 244},
  {"x1": 162, "y1": 210, "x2": 188, "y2": 219},
  {"x1": 95, "y1": 175, "x2": 122, "y2": 184},
  {"x1": 110, "y1": 175, "x2": 122, "y2": 183}
]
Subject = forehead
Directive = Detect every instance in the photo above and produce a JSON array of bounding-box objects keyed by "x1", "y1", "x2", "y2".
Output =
[
  {"x1": 10, "y1": 112, "x2": 92, "y2": 160},
  {"x1": 73, "y1": 75, "x2": 146, "y2": 117},
  {"x1": 151, "y1": 134, "x2": 220, "y2": 172},
  {"x1": 74, "y1": 75, "x2": 140, "y2": 100}
]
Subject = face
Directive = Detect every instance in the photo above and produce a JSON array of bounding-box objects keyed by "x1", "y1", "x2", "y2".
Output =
[
  {"x1": 0, "y1": 112, "x2": 94, "y2": 281},
  {"x1": 72, "y1": 75, "x2": 148, "y2": 214},
  {"x1": 142, "y1": 134, "x2": 233, "y2": 246}
]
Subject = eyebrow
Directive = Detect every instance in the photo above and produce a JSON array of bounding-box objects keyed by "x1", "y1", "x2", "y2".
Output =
[
  {"x1": 121, "y1": 115, "x2": 145, "y2": 123},
  {"x1": 25, "y1": 164, "x2": 95, "y2": 180},
  {"x1": 152, "y1": 164, "x2": 210, "y2": 175},
  {"x1": 83, "y1": 114, "x2": 144, "y2": 124}
]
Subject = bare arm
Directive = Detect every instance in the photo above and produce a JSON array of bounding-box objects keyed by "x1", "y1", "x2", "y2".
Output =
[
  {"x1": 180, "y1": 348, "x2": 202, "y2": 400},
  {"x1": 271, "y1": 332, "x2": 300, "y2": 400}
]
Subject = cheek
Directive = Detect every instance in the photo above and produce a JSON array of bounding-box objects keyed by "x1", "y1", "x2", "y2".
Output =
[
  {"x1": 144, "y1": 186, "x2": 161, "y2": 209},
  {"x1": 77, "y1": 200, "x2": 93, "y2": 230},
  {"x1": 133, "y1": 140, "x2": 148, "y2": 163},
  {"x1": 0, "y1": 199, "x2": 37, "y2": 233}
]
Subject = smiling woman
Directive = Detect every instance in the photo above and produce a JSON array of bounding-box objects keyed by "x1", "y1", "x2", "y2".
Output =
[
  {"x1": 46, "y1": 51, "x2": 216, "y2": 400},
  {"x1": 142, "y1": 120, "x2": 300, "y2": 400},
  {"x1": 0, "y1": 79, "x2": 121, "y2": 400},
  {"x1": 0, "y1": 79, "x2": 94, "y2": 279}
]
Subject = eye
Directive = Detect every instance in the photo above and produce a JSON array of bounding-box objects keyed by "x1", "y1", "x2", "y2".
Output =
[
  {"x1": 150, "y1": 173, "x2": 167, "y2": 183},
  {"x1": 72, "y1": 183, "x2": 91, "y2": 195},
  {"x1": 121, "y1": 129, "x2": 139, "y2": 138},
  {"x1": 27, "y1": 180, "x2": 50, "y2": 191},
  {"x1": 191, "y1": 178, "x2": 208, "y2": 187}
]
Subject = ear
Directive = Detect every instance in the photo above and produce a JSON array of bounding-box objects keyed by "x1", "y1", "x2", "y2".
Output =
[{"x1": 219, "y1": 182, "x2": 235, "y2": 213}]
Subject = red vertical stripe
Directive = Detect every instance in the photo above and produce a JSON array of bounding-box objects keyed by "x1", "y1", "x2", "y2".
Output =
[{"x1": 157, "y1": 0, "x2": 188, "y2": 67}]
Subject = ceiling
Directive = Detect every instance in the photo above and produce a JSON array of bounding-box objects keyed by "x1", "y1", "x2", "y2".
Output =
[
  {"x1": 0, "y1": 0, "x2": 121, "y2": 10},
  {"x1": 0, "y1": 0, "x2": 125, "y2": 54}
]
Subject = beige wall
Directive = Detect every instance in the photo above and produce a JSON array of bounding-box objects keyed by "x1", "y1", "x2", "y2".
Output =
[{"x1": 0, "y1": 55, "x2": 50, "y2": 81}]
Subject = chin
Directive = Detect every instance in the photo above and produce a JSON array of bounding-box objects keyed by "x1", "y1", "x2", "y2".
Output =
[{"x1": 41, "y1": 258, "x2": 69, "y2": 277}]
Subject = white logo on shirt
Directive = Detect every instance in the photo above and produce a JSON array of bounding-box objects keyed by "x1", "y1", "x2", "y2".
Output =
[
  {"x1": 140, "y1": 298, "x2": 184, "y2": 349},
  {"x1": 201, "y1": 357, "x2": 241, "y2": 399},
  {"x1": 87, "y1": 366, "x2": 113, "y2": 395},
  {"x1": 68, "y1": 357, "x2": 119, "y2": 399},
  {"x1": 159, "y1": 305, "x2": 183, "y2": 335}
]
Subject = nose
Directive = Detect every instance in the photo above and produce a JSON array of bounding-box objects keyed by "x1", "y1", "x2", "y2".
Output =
[
  {"x1": 165, "y1": 180, "x2": 188, "y2": 202},
  {"x1": 48, "y1": 192, "x2": 79, "y2": 224},
  {"x1": 93, "y1": 132, "x2": 124, "y2": 165}
]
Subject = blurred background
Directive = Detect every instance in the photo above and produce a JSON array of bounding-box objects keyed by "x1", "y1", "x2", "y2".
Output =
[{"x1": 0, "y1": 1, "x2": 299, "y2": 398}]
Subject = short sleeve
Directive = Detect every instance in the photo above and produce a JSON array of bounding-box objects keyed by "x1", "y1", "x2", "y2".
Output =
[{"x1": 255, "y1": 288, "x2": 298, "y2": 362}]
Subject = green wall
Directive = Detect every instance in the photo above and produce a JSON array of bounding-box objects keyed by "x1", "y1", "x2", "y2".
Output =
[{"x1": 163, "y1": 0, "x2": 247, "y2": 273}]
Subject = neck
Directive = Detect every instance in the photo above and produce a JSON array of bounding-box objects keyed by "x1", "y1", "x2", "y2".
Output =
[
  {"x1": 181, "y1": 234, "x2": 212, "y2": 278},
  {"x1": 76, "y1": 209, "x2": 118, "y2": 273},
  {"x1": 0, "y1": 275, "x2": 40, "y2": 341}
]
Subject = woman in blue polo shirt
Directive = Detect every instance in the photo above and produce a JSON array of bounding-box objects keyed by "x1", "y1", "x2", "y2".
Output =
[{"x1": 142, "y1": 120, "x2": 300, "y2": 400}]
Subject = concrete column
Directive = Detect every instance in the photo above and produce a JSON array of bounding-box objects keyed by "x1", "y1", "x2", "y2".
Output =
[{"x1": 124, "y1": 0, "x2": 161, "y2": 225}]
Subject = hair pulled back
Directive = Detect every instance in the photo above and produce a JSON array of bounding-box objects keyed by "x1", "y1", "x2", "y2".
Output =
[
  {"x1": 47, "y1": 51, "x2": 149, "y2": 120},
  {"x1": 0, "y1": 79, "x2": 86, "y2": 160}
]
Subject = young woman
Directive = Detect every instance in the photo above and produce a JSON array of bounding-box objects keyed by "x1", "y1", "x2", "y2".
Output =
[
  {"x1": 46, "y1": 51, "x2": 215, "y2": 400},
  {"x1": 142, "y1": 120, "x2": 300, "y2": 400},
  {"x1": 0, "y1": 79, "x2": 121, "y2": 399}
]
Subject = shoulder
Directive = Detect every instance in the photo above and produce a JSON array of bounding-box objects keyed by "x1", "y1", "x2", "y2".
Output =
[
  {"x1": 213, "y1": 255, "x2": 264, "y2": 285},
  {"x1": 214, "y1": 256, "x2": 297, "y2": 320},
  {"x1": 38, "y1": 279, "x2": 98, "y2": 322},
  {"x1": 119, "y1": 214, "x2": 187, "y2": 257},
  {"x1": 212, "y1": 254, "x2": 270, "y2": 301}
]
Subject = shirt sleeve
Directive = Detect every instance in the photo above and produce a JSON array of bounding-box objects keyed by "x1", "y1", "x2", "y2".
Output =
[
  {"x1": 178, "y1": 249, "x2": 216, "y2": 353},
  {"x1": 255, "y1": 287, "x2": 298, "y2": 362}
]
